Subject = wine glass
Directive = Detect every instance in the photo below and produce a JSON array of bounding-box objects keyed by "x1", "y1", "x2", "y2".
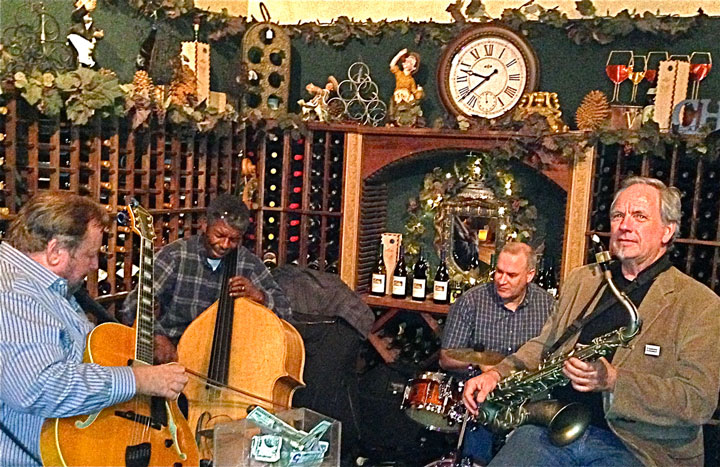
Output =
[
  {"x1": 606, "y1": 51, "x2": 633, "y2": 103},
  {"x1": 645, "y1": 51, "x2": 669, "y2": 85},
  {"x1": 628, "y1": 54, "x2": 646, "y2": 103},
  {"x1": 690, "y1": 52, "x2": 712, "y2": 99}
]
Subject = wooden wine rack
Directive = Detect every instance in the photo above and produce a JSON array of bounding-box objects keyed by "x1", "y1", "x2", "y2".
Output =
[
  {"x1": 583, "y1": 142, "x2": 720, "y2": 293},
  {"x1": 0, "y1": 94, "x2": 348, "y2": 319}
]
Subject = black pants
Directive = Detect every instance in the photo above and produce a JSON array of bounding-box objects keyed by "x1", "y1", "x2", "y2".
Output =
[{"x1": 292, "y1": 319, "x2": 362, "y2": 463}]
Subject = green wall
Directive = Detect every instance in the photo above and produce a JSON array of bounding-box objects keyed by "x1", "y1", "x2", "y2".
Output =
[{"x1": 4, "y1": 2, "x2": 720, "y2": 122}]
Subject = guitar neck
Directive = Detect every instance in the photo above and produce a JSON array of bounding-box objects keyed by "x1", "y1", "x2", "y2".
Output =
[{"x1": 135, "y1": 236, "x2": 155, "y2": 365}]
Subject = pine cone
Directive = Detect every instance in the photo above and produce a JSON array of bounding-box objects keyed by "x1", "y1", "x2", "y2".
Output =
[
  {"x1": 132, "y1": 70, "x2": 154, "y2": 98},
  {"x1": 576, "y1": 90, "x2": 610, "y2": 131}
]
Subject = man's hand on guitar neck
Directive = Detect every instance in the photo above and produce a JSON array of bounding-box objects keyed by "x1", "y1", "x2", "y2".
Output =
[
  {"x1": 133, "y1": 363, "x2": 188, "y2": 400},
  {"x1": 154, "y1": 334, "x2": 178, "y2": 364}
]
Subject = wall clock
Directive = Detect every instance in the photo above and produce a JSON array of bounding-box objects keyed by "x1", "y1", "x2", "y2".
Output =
[{"x1": 437, "y1": 24, "x2": 539, "y2": 119}]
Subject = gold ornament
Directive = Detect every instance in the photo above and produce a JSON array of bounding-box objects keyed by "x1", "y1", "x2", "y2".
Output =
[
  {"x1": 512, "y1": 91, "x2": 568, "y2": 133},
  {"x1": 576, "y1": 90, "x2": 611, "y2": 131},
  {"x1": 132, "y1": 70, "x2": 154, "y2": 98}
]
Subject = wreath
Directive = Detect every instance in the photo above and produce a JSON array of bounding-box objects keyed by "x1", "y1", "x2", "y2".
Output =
[{"x1": 403, "y1": 152, "x2": 537, "y2": 276}]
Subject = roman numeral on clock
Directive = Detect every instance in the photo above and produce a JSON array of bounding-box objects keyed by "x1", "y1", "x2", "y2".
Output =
[
  {"x1": 466, "y1": 95, "x2": 478, "y2": 108},
  {"x1": 484, "y1": 44, "x2": 494, "y2": 56},
  {"x1": 470, "y1": 49, "x2": 480, "y2": 60},
  {"x1": 458, "y1": 86, "x2": 470, "y2": 99},
  {"x1": 456, "y1": 75, "x2": 468, "y2": 83},
  {"x1": 506, "y1": 58, "x2": 517, "y2": 68},
  {"x1": 504, "y1": 86, "x2": 517, "y2": 98},
  {"x1": 509, "y1": 73, "x2": 521, "y2": 81}
]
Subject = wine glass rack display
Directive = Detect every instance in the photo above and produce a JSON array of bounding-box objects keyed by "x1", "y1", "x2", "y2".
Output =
[
  {"x1": 588, "y1": 142, "x2": 720, "y2": 294},
  {"x1": 0, "y1": 94, "x2": 345, "y2": 317}
]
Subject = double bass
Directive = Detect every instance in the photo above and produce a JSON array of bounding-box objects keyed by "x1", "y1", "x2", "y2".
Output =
[
  {"x1": 177, "y1": 247, "x2": 305, "y2": 458},
  {"x1": 40, "y1": 203, "x2": 199, "y2": 466}
]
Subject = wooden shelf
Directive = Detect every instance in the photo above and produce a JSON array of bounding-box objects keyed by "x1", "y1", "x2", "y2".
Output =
[
  {"x1": 363, "y1": 294, "x2": 449, "y2": 315},
  {"x1": 363, "y1": 293, "x2": 448, "y2": 365}
]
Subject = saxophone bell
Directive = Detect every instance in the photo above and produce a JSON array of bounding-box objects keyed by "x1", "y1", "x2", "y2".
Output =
[{"x1": 524, "y1": 400, "x2": 591, "y2": 446}]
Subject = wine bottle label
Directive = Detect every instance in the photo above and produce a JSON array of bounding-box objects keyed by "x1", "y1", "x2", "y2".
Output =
[
  {"x1": 434, "y1": 281, "x2": 449, "y2": 301},
  {"x1": 371, "y1": 274, "x2": 386, "y2": 294},
  {"x1": 392, "y1": 277, "x2": 407, "y2": 295},
  {"x1": 412, "y1": 279, "x2": 426, "y2": 299}
]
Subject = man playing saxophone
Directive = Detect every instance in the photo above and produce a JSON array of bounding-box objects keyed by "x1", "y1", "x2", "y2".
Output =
[{"x1": 463, "y1": 177, "x2": 720, "y2": 466}]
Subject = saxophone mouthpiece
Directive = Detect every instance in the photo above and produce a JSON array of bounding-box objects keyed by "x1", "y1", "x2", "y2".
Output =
[{"x1": 591, "y1": 234, "x2": 611, "y2": 267}]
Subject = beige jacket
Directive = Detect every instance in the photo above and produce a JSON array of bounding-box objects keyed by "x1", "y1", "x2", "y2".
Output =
[{"x1": 494, "y1": 264, "x2": 720, "y2": 466}]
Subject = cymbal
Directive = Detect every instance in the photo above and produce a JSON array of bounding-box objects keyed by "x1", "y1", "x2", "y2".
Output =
[{"x1": 445, "y1": 348, "x2": 505, "y2": 367}]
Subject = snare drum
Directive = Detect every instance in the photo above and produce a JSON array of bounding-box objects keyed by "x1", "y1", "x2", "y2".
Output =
[{"x1": 400, "y1": 372, "x2": 462, "y2": 432}]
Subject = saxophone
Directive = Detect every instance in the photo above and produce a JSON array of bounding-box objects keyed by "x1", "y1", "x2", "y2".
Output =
[{"x1": 470, "y1": 236, "x2": 641, "y2": 446}]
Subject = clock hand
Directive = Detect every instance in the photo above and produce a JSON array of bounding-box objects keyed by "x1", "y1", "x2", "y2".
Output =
[{"x1": 465, "y1": 69, "x2": 499, "y2": 98}]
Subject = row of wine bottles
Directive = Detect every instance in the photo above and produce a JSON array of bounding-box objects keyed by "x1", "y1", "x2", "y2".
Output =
[
  {"x1": 370, "y1": 245, "x2": 452, "y2": 304},
  {"x1": 374, "y1": 317, "x2": 443, "y2": 367},
  {"x1": 534, "y1": 257, "x2": 559, "y2": 298}
]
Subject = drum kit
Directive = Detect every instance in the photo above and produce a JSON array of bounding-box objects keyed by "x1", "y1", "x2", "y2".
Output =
[{"x1": 400, "y1": 349, "x2": 505, "y2": 466}]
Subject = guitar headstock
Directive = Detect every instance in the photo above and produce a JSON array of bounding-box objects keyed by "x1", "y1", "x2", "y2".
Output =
[{"x1": 121, "y1": 199, "x2": 156, "y2": 243}]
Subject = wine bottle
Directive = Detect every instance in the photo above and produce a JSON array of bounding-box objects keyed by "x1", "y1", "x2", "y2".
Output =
[
  {"x1": 546, "y1": 258, "x2": 559, "y2": 298},
  {"x1": 392, "y1": 246, "x2": 408, "y2": 298},
  {"x1": 433, "y1": 249, "x2": 450, "y2": 304},
  {"x1": 476, "y1": 253, "x2": 493, "y2": 284},
  {"x1": 411, "y1": 247, "x2": 428, "y2": 301},
  {"x1": 371, "y1": 244, "x2": 387, "y2": 296}
]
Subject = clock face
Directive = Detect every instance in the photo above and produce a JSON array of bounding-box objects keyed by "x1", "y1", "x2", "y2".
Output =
[{"x1": 438, "y1": 26, "x2": 539, "y2": 119}]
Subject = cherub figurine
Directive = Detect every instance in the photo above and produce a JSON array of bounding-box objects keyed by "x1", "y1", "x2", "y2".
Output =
[
  {"x1": 67, "y1": 0, "x2": 104, "y2": 68},
  {"x1": 298, "y1": 75, "x2": 339, "y2": 122},
  {"x1": 388, "y1": 48, "x2": 424, "y2": 126}
]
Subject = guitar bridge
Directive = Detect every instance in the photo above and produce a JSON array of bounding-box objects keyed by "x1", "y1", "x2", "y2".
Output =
[{"x1": 115, "y1": 410, "x2": 162, "y2": 430}]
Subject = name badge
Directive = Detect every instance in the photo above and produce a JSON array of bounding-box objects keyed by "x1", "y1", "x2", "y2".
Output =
[{"x1": 644, "y1": 344, "x2": 661, "y2": 357}]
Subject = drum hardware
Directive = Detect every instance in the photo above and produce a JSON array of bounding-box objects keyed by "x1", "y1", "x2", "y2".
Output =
[{"x1": 444, "y1": 348, "x2": 505, "y2": 370}]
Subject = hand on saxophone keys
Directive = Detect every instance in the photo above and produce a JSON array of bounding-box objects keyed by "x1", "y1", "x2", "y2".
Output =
[
  {"x1": 563, "y1": 356, "x2": 618, "y2": 392},
  {"x1": 462, "y1": 369, "x2": 502, "y2": 416}
]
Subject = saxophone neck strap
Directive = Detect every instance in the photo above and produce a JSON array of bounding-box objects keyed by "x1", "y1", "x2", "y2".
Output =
[{"x1": 543, "y1": 265, "x2": 652, "y2": 359}]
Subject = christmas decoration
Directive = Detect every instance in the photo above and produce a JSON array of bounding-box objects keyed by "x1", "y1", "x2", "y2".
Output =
[{"x1": 576, "y1": 90, "x2": 611, "y2": 131}]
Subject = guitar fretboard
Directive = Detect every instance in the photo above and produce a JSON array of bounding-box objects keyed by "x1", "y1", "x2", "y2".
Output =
[{"x1": 135, "y1": 238, "x2": 155, "y2": 365}]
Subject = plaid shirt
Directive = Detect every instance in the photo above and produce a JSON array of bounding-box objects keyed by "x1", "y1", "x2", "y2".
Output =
[
  {"x1": 442, "y1": 282, "x2": 555, "y2": 355},
  {"x1": 121, "y1": 235, "x2": 292, "y2": 341}
]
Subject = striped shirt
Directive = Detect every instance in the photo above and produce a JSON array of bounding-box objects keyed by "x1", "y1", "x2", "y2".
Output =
[
  {"x1": 121, "y1": 235, "x2": 292, "y2": 342},
  {"x1": 0, "y1": 242, "x2": 135, "y2": 466},
  {"x1": 442, "y1": 282, "x2": 555, "y2": 355}
]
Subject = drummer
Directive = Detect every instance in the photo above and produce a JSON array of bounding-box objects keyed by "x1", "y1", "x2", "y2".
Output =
[{"x1": 439, "y1": 242, "x2": 555, "y2": 464}]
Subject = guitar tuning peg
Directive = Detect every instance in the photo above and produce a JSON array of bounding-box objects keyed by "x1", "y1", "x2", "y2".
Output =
[{"x1": 116, "y1": 211, "x2": 129, "y2": 226}]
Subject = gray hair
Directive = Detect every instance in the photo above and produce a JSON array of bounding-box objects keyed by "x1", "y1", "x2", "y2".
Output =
[
  {"x1": 500, "y1": 241, "x2": 537, "y2": 271},
  {"x1": 7, "y1": 192, "x2": 110, "y2": 254},
  {"x1": 206, "y1": 194, "x2": 250, "y2": 233},
  {"x1": 611, "y1": 176, "x2": 681, "y2": 242}
]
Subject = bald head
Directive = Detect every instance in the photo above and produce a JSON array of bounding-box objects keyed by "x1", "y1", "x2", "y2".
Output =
[{"x1": 499, "y1": 242, "x2": 537, "y2": 272}]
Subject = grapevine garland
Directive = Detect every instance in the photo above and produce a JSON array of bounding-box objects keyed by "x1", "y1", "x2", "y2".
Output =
[{"x1": 403, "y1": 154, "x2": 538, "y2": 266}]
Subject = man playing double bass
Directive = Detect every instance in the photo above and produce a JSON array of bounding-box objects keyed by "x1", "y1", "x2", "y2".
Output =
[
  {"x1": 121, "y1": 194, "x2": 292, "y2": 363},
  {"x1": 463, "y1": 177, "x2": 720, "y2": 466}
]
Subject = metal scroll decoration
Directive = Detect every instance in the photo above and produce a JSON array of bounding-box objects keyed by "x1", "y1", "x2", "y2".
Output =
[
  {"x1": 327, "y1": 62, "x2": 386, "y2": 126},
  {"x1": 1, "y1": 2, "x2": 73, "y2": 73}
]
